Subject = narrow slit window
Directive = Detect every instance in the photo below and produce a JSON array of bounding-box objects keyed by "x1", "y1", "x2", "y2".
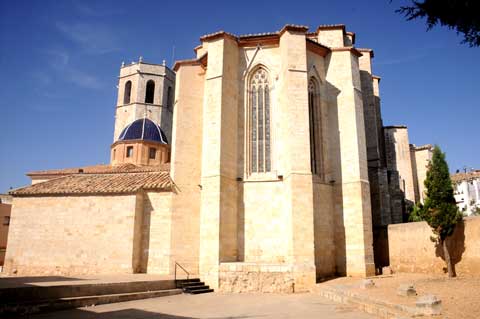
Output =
[
  {"x1": 308, "y1": 78, "x2": 324, "y2": 178},
  {"x1": 167, "y1": 86, "x2": 172, "y2": 109}
]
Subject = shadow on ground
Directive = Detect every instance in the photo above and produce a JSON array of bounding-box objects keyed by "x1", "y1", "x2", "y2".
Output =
[
  {"x1": 0, "y1": 276, "x2": 87, "y2": 288},
  {"x1": 33, "y1": 308, "x2": 259, "y2": 319}
]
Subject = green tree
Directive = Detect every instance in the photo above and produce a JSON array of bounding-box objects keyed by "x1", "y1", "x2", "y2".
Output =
[
  {"x1": 421, "y1": 145, "x2": 462, "y2": 277},
  {"x1": 408, "y1": 203, "x2": 424, "y2": 222},
  {"x1": 396, "y1": 0, "x2": 480, "y2": 47}
]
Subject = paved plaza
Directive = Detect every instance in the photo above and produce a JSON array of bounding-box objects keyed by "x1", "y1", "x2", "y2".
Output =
[{"x1": 30, "y1": 292, "x2": 375, "y2": 319}]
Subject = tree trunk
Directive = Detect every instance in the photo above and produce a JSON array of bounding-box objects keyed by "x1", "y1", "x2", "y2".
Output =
[{"x1": 442, "y1": 237, "x2": 456, "y2": 277}]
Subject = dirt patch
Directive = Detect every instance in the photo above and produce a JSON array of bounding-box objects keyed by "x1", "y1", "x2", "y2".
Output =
[{"x1": 316, "y1": 272, "x2": 480, "y2": 319}]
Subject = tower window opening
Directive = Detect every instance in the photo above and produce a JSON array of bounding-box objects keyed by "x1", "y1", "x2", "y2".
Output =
[
  {"x1": 145, "y1": 80, "x2": 155, "y2": 104},
  {"x1": 126, "y1": 146, "x2": 134, "y2": 158},
  {"x1": 124, "y1": 81, "x2": 132, "y2": 104},
  {"x1": 167, "y1": 86, "x2": 172, "y2": 109}
]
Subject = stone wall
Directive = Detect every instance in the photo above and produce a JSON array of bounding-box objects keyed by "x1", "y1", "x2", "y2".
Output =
[
  {"x1": 0, "y1": 202, "x2": 11, "y2": 266},
  {"x1": 143, "y1": 191, "x2": 173, "y2": 274},
  {"x1": 170, "y1": 63, "x2": 205, "y2": 275},
  {"x1": 384, "y1": 127, "x2": 415, "y2": 203},
  {"x1": 219, "y1": 262, "x2": 295, "y2": 293},
  {"x1": 388, "y1": 217, "x2": 480, "y2": 275},
  {"x1": 4, "y1": 195, "x2": 139, "y2": 275},
  {"x1": 410, "y1": 145, "x2": 432, "y2": 204}
]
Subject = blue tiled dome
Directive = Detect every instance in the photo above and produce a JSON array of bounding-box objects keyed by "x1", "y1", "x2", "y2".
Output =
[{"x1": 118, "y1": 118, "x2": 168, "y2": 144}]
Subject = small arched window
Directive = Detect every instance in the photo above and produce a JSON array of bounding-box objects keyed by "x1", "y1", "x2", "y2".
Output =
[
  {"x1": 167, "y1": 86, "x2": 172, "y2": 109},
  {"x1": 308, "y1": 77, "x2": 324, "y2": 178},
  {"x1": 124, "y1": 81, "x2": 132, "y2": 104},
  {"x1": 249, "y1": 67, "x2": 271, "y2": 174},
  {"x1": 145, "y1": 80, "x2": 155, "y2": 104}
]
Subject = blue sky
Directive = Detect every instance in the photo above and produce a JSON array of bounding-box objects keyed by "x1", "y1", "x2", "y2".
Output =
[{"x1": 0, "y1": 0, "x2": 478, "y2": 192}]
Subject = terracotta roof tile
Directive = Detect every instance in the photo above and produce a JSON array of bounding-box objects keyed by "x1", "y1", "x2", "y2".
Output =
[
  {"x1": 238, "y1": 31, "x2": 279, "y2": 38},
  {"x1": 11, "y1": 171, "x2": 173, "y2": 196},
  {"x1": 27, "y1": 163, "x2": 169, "y2": 176}
]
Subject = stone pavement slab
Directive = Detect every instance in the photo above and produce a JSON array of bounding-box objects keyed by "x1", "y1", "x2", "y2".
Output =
[{"x1": 29, "y1": 292, "x2": 376, "y2": 319}]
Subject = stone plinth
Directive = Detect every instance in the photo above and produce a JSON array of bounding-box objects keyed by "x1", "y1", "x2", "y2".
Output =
[{"x1": 219, "y1": 262, "x2": 295, "y2": 293}]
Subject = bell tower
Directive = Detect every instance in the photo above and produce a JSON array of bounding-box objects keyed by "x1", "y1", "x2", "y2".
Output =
[{"x1": 114, "y1": 58, "x2": 175, "y2": 143}]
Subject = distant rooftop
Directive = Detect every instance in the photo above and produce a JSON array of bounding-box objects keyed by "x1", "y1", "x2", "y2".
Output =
[{"x1": 451, "y1": 170, "x2": 480, "y2": 183}]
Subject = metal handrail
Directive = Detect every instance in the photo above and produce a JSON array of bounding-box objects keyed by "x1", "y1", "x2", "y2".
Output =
[{"x1": 174, "y1": 261, "x2": 190, "y2": 285}]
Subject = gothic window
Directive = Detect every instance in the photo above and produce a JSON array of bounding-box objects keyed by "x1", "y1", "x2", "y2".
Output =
[
  {"x1": 124, "y1": 81, "x2": 132, "y2": 104},
  {"x1": 308, "y1": 77, "x2": 324, "y2": 178},
  {"x1": 145, "y1": 80, "x2": 155, "y2": 104},
  {"x1": 249, "y1": 67, "x2": 271, "y2": 174}
]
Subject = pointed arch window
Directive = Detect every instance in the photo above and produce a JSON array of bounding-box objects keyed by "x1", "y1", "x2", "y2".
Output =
[
  {"x1": 145, "y1": 80, "x2": 155, "y2": 104},
  {"x1": 124, "y1": 81, "x2": 132, "y2": 104},
  {"x1": 249, "y1": 67, "x2": 271, "y2": 174},
  {"x1": 308, "y1": 77, "x2": 324, "y2": 178}
]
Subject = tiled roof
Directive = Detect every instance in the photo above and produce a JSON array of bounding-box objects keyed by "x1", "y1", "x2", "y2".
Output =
[
  {"x1": 238, "y1": 31, "x2": 279, "y2": 38},
  {"x1": 410, "y1": 144, "x2": 433, "y2": 151},
  {"x1": 451, "y1": 170, "x2": 480, "y2": 183},
  {"x1": 316, "y1": 24, "x2": 346, "y2": 29},
  {"x1": 200, "y1": 24, "x2": 310, "y2": 41},
  {"x1": 11, "y1": 171, "x2": 173, "y2": 196},
  {"x1": 27, "y1": 163, "x2": 169, "y2": 176}
]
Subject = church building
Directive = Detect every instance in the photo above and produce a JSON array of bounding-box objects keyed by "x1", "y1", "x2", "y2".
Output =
[{"x1": 4, "y1": 24, "x2": 429, "y2": 292}]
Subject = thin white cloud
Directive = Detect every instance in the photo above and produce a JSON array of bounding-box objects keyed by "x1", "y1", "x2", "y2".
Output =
[
  {"x1": 56, "y1": 22, "x2": 119, "y2": 54},
  {"x1": 65, "y1": 68, "x2": 103, "y2": 90},
  {"x1": 72, "y1": 1, "x2": 124, "y2": 17},
  {"x1": 44, "y1": 48, "x2": 70, "y2": 67},
  {"x1": 31, "y1": 71, "x2": 52, "y2": 86},
  {"x1": 376, "y1": 53, "x2": 429, "y2": 66},
  {"x1": 36, "y1": 48, "x2": 104, "y2": 91}
]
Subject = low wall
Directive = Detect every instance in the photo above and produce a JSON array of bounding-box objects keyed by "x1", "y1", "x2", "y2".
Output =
[
  {"x1": 4, "y1": 195, "x2": 139, "y2": 275},
  {"x1": 388, "y1": 217, "x2": 480, "y2": 275}
]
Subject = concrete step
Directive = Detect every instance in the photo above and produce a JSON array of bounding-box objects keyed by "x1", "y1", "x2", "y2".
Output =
[
  {"x1": 0, "y1": 279, "x2": 179, "y2": 303},
  {"x1": 1, "y1": 288, "x2": 182, "y2": 316},
  {"x1": 317, "y1": 287, "x2": 416, "y2": 319},
  {"x1": 179, "y1": 281, "x2": 205, "y2": 288},
  {"x1": 189, "y1": 288, "x2": 214, "y2": 295},
  {"x1": 183, "y1": 285, "x2": 209, "y2": 292}
]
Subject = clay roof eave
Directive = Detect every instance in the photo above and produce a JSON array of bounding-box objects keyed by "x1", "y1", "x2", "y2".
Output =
[
  {"x1": 26, "y1": 163, "x2": 170, "y2": 177},
  {"x1": 306, "y1": 38, "x2": 331, "y2": 57},
  {"x1": 173, "y1": 52, "x2": 208, "y2": 72},
  {"x1": 11, "y1": 171, "x2": 174, "y2": 197}
]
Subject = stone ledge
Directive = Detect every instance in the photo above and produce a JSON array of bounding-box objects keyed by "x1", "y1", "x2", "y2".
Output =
[{"x1": 316, "y1": 286, "x2": 421, "y2": 319}]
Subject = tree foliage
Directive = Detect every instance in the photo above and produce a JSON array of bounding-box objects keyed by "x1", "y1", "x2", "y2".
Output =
[
  {"x1": 408, "y1": 203, "x2": 424, "y2": 222},
  {"x1": 422, "y1": 145, "x2": 462, "y2": 240},
  {"x1": 418, "y1": 145, "x2": 462, "y2": 277},
  {"x1": 396, "y1": 0, "x2": 480, "y2": 47}
]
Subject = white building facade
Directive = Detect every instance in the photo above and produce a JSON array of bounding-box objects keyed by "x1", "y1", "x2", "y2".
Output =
[{"x1": 452, "y1": 170, "x2": 480, "y2": 215}]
